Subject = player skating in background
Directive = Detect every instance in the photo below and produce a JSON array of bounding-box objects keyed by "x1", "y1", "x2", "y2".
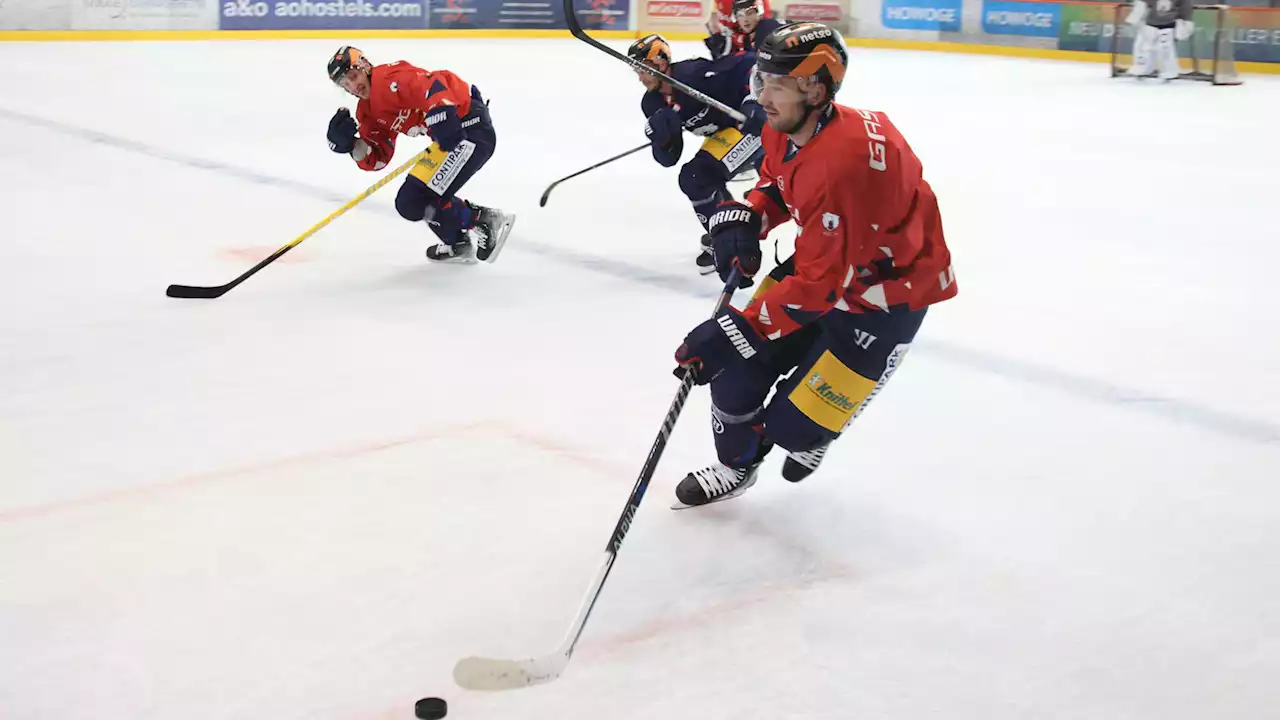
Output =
[
  {"x1": 326, "y1": 46, "x2": 515, "y2": 264},
  {"x1": 1125, "y1": 0, "x2": 1195, "y2": 81},
  {"x1": 705, "y1": 0, "x2": 778, "y2": 57},
  {"x1": 629, "y1": 34, "x2": 767, "y2": 281},
  {"x1": 671, "y1": 23, "x2": 959, "y2": 508}
]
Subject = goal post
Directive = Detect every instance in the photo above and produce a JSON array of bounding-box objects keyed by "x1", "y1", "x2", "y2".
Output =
[{"x1": 1108, "y1": 3, "x2": 1243, "y2": 85}]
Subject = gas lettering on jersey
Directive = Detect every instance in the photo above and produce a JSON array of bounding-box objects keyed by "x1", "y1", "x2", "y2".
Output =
[
  {"x1": 390, "y1": 109, "x2": 413, "y2": 133},
  {"x1": 855, "y1": 109, "x2": 888, "y2": 172}
]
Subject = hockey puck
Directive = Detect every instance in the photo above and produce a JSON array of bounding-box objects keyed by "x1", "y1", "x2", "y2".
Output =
[{"x1": 414, "y1": 697, "x2": 447, "y2": 720}]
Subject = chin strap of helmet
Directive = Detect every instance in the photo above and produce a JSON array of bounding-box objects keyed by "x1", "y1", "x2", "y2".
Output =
[
  {"x1": 780, "y1": 78, "x2": 833, "y2": 135},
  {"x1": 781, "y1": 103, "x2": 818, "y2": 135}
]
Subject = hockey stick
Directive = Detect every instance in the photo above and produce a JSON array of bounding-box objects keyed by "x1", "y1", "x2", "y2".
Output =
[
  {"x1": 539, "y1": 142, "x2": 650, "y2": 207},
  {"x1": 165, "y1": 146, "x2": 431, "y2": 299},
  {"x1": 563, "y1": 0, "x2": 748, "y2": 124},
  {"x1": 453, "y1": 267, "x2": 743, "y2": 692}
]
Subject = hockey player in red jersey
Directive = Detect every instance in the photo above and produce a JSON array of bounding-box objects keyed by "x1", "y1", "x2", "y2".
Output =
[
  {"x1": 672, "y1": 23, "x2": 958, "y2": 507},
  {"x1": 705, "y1": 0, "x2": 782, "y2": 58},
  {"x1": 325, "y1": 46, "x2": 514, "y2": 264}
]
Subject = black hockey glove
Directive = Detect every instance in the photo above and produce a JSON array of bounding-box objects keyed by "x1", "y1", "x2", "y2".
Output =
[
  {"x1": 327, "y1": 107, "x2": 358, "y2": 154},
  {"x1": 708, "y1": 200, "x2": 763, "y2": 286},
  {"x1": 645, "y1": 107, "x2": 682, "y2": 147},
  {"x1": 645, "y1": 107, "x2": 684, "y2": 167},
  {"x1": 425, "y1": 105, "x2": 464, "y2": 152},
  {"x1": 674, "y1": 307, "x2": 770, "y2": 385},
  {"x1": 740, "y1": 100, "x2": 767, "y2": 137}
]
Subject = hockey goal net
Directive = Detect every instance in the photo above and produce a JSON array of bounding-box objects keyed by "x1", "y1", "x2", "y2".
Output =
[{"x1": 1108, "y1": 3, "x2": 1243, "y2": 85}]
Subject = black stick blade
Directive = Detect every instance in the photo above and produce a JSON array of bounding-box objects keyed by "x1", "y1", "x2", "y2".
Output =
[{"x1": 166, "y1": 283, "x2": 230, "y2": 299}]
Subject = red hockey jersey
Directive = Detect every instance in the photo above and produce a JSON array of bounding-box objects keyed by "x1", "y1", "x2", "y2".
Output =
[
  {"x1": 743, "y1": 105, "x2": 957, "y2": 339},
  {"x1": 712, "y1": 0, "x2": 773, "y2": 31},
  {"x1": 352, "y1": 61, "x2": 474, "y2": 172}
]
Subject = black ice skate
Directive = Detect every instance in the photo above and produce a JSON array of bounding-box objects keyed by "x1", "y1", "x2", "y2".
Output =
[
  {"x1": 672, "y1": 462, "x2": 761, "y2": 509},
  {"x1": 782, "y1": 443, "x2": 830, "y2": 483},
  {"x1": 468, "y1": 203, "x2": 516, "y2": 263},
  {"x1": 426, "y1": 238, "x2": 476, "y2": 264}
]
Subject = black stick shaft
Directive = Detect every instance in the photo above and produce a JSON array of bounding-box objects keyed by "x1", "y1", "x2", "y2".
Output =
[
  {"x1": 565, "y1": 268, "x2": 742, "y2": 659},
  {"x1": 563, "y1": 0, "x2": 748, "y2": 124},
  {"x1": 539, "y1": 142, "x2": 651, "y2": 207}
]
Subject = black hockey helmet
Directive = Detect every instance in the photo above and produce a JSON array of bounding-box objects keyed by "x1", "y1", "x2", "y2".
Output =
[
  {"x1": 327, "y1": 45, "x2": 370, "y2": 85},
  {"x1": 627, "y1": 34, "x2": 672, "y2": 67},
  {"x1": 756, "y1": 22, "x2": 849, "y2": 100},
  {"x1": 732, "y1": 0, "x2": 764, "y2": 16}
]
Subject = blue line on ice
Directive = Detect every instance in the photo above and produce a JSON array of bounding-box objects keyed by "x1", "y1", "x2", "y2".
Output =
[{"x1": 7, "y1": 105, "x2": 1276, "y2": 448}]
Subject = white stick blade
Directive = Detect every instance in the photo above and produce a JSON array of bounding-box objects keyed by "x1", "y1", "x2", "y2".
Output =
[{"x1": 452, "y1": 655, "x2": 565, "y2": 692}]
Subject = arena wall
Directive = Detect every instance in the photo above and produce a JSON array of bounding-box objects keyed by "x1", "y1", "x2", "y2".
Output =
[{"x1": 0, "y1": 0, "x2": 1276, "y2": 75}]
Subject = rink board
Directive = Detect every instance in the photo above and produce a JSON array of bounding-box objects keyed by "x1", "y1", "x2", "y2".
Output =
[{"x1": 1, "y1": 28, "x2": 1277, "y2": 75}]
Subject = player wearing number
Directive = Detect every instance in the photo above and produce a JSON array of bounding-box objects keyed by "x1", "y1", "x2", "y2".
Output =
[
  {"x1": 705, "y1": 0, "x2": 783, "y2": 58},
  {"x1": 629, "y1": 34, "x2": 767, "y2": 280},
  {"x1": 325, "y1": 46, "x2": 515, "y2": 264},
  {"x1": 671, "y1": 23, "x2": 958, "y2": 508},
  {"x1": 1125, "y1": 0, "x2": 1194, "y2": 81}
]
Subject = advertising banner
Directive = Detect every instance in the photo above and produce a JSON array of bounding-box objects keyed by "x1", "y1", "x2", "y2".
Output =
[
  {"x1": 784, "y1": 2, "x2": 841, "y2": 23},
  {"x1": 640, "y1": 0, "x2": 703, "y2": 31},
  {"x1": 646, "y1": 0, "x2": 702, "y2": 20},
  {"x1": 429, "y1": 0, "x2": 625, "y2": 29},
  {"x1": 1057, "y1": 2, "x2": 1117, "y2": 52},
  {"x1": 1058, "y1": 3, "x2": 1280, "y2": 64},
  {"x1": 430, "y1": 0, "x2": 564, "y2": 28},
  {"x1": 1225, "y1": 10, "x2": 1280, "y2": 63},
  {"x1": 0, "y1": 0, "x2": 73, "y2": 29},
  {"x1": 881, "y1": 0, "x2": 962, "y2": 32},
  {"x1": 221, "y1": 0, "x2": 426, "y2": 29},
  {"x1": 574, "y1": 0, "x2": 627, "y2": 29},
  {"x1": 75, "y1": 0, "x2": 217, "y2": 29},
  {"x1": 982, "y1": 0, "x2": 1058, "y2": 37}
]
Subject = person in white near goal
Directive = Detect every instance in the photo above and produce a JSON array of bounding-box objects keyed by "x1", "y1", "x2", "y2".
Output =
[{"x1": 1126, "y1": 0, "x2": 1195, "y2": 80}]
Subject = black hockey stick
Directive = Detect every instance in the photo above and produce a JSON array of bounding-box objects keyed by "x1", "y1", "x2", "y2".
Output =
[
  {"x1": 166, "y1": 146, "x2": 430, "y2": 299},
  {"x1": 539, "y1": 142, "x2": 651, "y2": 207},
  {"x1": 453, "y1": 267, "x2": 743, "y2": 691},
  {"x1": 563, "y1": 0, "x2": 748, "y2": 124}
]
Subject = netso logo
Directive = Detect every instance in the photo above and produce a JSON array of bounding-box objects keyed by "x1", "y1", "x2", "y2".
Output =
[{"x1": 785, "y1": 26, "x2": 834, "y2": 46}]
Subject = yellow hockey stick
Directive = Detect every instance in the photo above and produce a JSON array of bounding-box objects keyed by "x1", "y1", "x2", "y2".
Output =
[{"x1": 166, "y1": 147, "x2": 430, "y2": 299}]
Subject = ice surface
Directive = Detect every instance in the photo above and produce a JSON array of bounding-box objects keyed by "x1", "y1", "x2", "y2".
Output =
[{"x1": 1, "y1": 38, "x2": 1278, "y2": 720}]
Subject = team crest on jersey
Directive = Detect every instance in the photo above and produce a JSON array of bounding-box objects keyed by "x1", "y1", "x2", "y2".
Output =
[
  {"x1": 822, "y1": 213, "x2": 841, "y2": 232},
  {"x1": 390, "y1": 82, "x2": 398, "y2": 93}
]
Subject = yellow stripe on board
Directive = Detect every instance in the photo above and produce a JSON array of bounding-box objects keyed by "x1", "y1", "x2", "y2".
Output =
[{"x1": 0, "y1": 27, "x2": 1275, "y2": 75}]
